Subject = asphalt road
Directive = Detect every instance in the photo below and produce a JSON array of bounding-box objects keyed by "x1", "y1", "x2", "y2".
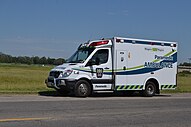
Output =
[{"x1": 0, "y1": 93, "x2": 191, "y2": 127}]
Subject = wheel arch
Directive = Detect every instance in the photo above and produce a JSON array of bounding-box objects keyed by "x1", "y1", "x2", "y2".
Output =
[
  {"x1": 77, "y1": 77, "x2": 93, "y2": 91},
  {"x1": 144, "y1": 78, "x2": 160, "y2": 94}
]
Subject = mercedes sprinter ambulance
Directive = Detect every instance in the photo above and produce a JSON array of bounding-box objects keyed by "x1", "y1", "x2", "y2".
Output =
[{"x1": 45, "y1": 37, "x2": 177, "y2": 97}]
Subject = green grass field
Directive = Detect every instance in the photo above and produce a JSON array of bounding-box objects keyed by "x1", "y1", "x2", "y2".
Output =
[
  {"x1": 0, "y1": 64, "x2": 54, "y2": 94},
  {"x1": 0, "y1": 64, "x2": 190, "y2": 94},
  {"x1": 174, "y1": 72, "x2": 191, "y2": 93}
]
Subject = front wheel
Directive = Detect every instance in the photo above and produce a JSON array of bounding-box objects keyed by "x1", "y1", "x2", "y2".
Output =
[
  {"x1": 142, "y1": 81, "x2": 156, "y2": 97},
  {"x1": 75, "y1": 80, "x2": 91, "y2": 97}
]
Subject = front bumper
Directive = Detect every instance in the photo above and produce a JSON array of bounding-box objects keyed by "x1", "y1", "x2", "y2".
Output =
[{"x1": 45, "y1": 76, "x2": 76, "y2": 91}]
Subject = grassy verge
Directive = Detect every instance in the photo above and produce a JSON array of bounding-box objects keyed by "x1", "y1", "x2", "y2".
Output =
[
  {"x1": 0, "y1": 64, "x2": 191, "y2": 94},
  {"x1": 162, "y1": 72, "x2": 191, "y2": 93},
  {"x1": 0, "y1": 64, "x2": 55, "y2": 94},
  {"x1": 177, "y1": 72, "x2": 191, "y2": 92}
]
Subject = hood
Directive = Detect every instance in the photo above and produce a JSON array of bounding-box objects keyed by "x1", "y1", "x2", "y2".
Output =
[{"x1": 51, "y1": 63, "x2": 83, "y2": 71}]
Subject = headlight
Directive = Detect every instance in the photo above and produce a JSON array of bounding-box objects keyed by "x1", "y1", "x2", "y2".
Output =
[{"x1": 61, "y1": 69, "x2": 73, "y2": 77}]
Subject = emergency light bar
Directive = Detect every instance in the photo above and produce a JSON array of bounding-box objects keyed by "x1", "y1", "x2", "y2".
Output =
[{"x1": 89, "y1": 40, "x2": 109, "y2": 47}]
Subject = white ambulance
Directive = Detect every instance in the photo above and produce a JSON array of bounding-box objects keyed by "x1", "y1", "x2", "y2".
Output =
[{"x1": 45, "y1": 37, "x2": 177, "y2": 97}]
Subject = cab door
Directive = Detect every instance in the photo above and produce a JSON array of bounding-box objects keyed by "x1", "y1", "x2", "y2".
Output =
[{"x1": 86, "y1": 48, "x2": 112, "y2": 90}]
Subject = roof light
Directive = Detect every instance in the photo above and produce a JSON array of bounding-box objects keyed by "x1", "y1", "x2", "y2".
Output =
[
  {"x1": 171, "y1": 43, "x2": 176, "y2": 47},
  {"x1": 89, "y1": 40, "x2": 109, "y2": 47},
  {"x1": 132, "y1": 40, "x2": 136, "y2": 44},
  {"x1": 116, "y1": 39, "x2": 124, "y2": 43}
]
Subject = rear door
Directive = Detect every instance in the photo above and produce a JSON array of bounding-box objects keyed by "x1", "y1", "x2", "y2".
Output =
[{"x1": 115, "y1": 50, "x2": 128, "y2": 89}]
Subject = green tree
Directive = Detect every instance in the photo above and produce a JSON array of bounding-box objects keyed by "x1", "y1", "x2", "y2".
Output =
[
  {"x1": 39, "y1": 57, "x2": 48, "y2": 64},
  {"x1": 53, "y1": 58, "x2": 65, "y2": 65}
]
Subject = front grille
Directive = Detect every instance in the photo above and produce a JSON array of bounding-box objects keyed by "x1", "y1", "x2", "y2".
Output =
[{"x1": 49, "y1": 71, "x2": 62, "y2": 78}]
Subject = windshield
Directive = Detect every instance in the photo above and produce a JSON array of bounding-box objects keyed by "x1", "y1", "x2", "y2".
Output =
[{"x1": 66, "y1": 47, "x2": 95, "y2": 63}]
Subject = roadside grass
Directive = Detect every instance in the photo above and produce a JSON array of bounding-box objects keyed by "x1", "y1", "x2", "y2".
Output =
[
  {"x1": 162, "y1": 72, "x2": 191, "y2": 93},
  {"x1": 0, "y1": 63, "x2": 55, "y2": 94},
  {"x1": 0, "y1": 64, "x2": 190, "y2": 94}
]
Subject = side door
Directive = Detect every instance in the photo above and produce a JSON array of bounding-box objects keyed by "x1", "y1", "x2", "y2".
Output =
[
  {"x1": 86, "y1": 48, "x2": 112, "y2": 90},
  {"x1": 115, "y1": 50, "x2": 128, "y2": 90}
]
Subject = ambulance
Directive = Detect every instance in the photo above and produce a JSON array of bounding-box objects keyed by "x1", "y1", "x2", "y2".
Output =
[{"x1": 45, "y1": 37, "x2": 177, "y2": 97}]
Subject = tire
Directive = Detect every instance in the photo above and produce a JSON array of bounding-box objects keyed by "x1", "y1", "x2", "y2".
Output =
[
  {"x1": 142, "y1": 81, "x2": 156, "y2": 97},
  {"x1": 75, "y1": 80, "x2": 91, "y2": 97}
]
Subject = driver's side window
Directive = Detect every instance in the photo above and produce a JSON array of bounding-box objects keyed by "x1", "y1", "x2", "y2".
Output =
[{"x1": 87, "y1": 49, "x2": 109, "y2": 66}]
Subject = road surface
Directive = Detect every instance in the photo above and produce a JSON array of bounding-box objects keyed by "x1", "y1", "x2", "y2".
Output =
[{"x1": 0, "y1": 93, "x2": 191, "y2": 127}]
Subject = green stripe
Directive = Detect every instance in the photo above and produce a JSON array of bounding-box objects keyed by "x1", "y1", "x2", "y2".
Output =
[
  {"x1": 164, "y1": 50, "x2": 176, "y2": 57},
  {"x1": 132, "y1": 85, "x2": 137, "y2": 89},
  {"x1": 127, "y1": 65, "x2": 144, "y2": 71},
  {"x1": 161, "y1": 85, "x2": 176, "y2": 89},
  {"x1": 116, "y1": 85, "x2": 143, "y2": 90},
  {"x1": 130, "y1": 85, "x2": 134, "y2": 89},
  {"x1": 117, "y1": 86, "x2": 122, "y2": 90},
  {"x1": 138, "y1": 85, "x2": 143, "y2": 89},
  {"x1": 126, "y1": 85, "x2": 131, "y2": 90},
  {"x1": 122, "y1": 85, "x2": 127, "y2": 90}
]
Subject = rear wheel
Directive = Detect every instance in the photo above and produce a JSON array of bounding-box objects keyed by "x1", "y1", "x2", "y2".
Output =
[
  {"x1": 75, "y1": 80, "x2": 91, "y2": 97},
  {"x1": 142, "y1": 81, "x2": 156, "y2": 97}
]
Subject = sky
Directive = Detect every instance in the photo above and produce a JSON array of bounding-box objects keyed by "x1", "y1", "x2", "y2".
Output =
[{"x1": 0, "y1": 0, "x2": 191, "y2": 63}]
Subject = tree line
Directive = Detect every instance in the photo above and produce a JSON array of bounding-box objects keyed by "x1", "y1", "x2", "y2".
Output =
[
  {"x1": 0, "y1": 52, "x2": 65, "y2": 65},
  {"x1": 179, "y1": 62, "x2": 191, "y2": 66},
  {"x1": 1, "y1": 52, "x2": 191, "y2": 66}
]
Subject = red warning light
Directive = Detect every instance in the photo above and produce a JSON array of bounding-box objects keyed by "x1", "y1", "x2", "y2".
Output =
[{"x1": 89, "y1": 40, "x2": 109, "y2": 47}]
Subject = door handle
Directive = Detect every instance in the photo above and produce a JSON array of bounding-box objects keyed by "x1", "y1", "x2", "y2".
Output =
[{"x1": 104, "y1": 67, "x2": 110, "y2": 70}]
